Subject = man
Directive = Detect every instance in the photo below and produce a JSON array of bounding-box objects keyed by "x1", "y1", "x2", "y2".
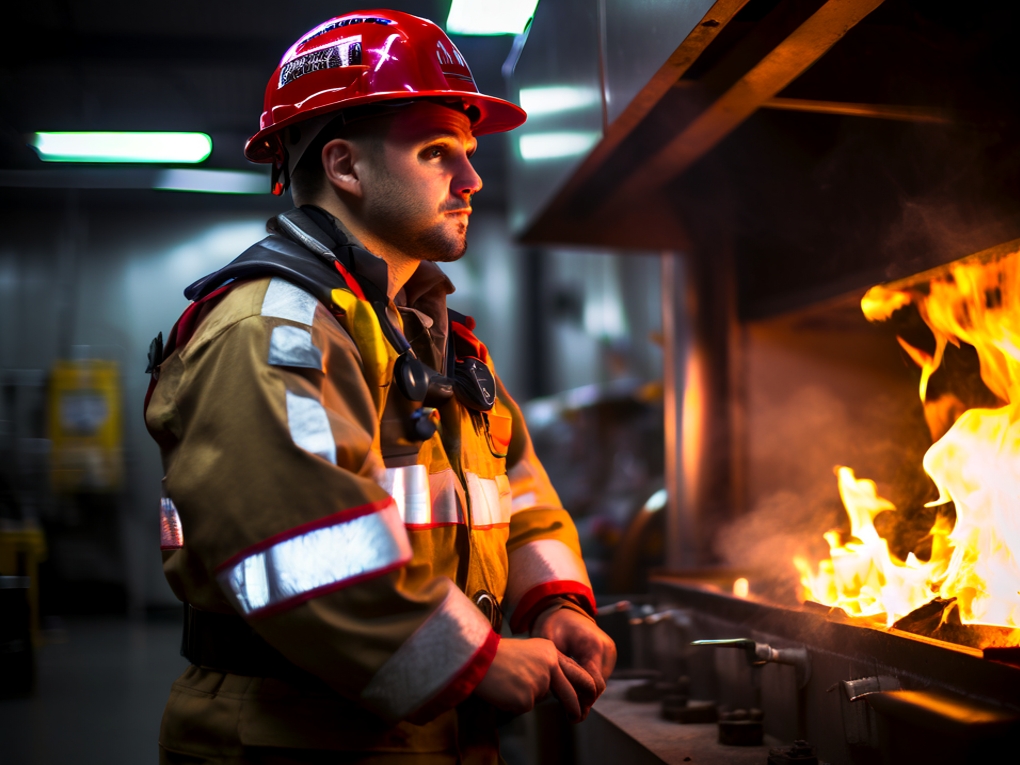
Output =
[{"x1": 145, "y1": 11, "x2": 615, "y2": 764}]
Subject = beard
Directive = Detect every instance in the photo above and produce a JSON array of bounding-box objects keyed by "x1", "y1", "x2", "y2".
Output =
[
  {"x1": 362, "y1": 174, "x2": 469, "y2": 263},
  {"x1": 414, "y1": 217, "x2": 468, "y2": 263}
]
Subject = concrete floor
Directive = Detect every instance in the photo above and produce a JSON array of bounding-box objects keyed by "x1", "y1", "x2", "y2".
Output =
[{"x1": 0, "y1": 616, "x2": 187, "y2": 765}]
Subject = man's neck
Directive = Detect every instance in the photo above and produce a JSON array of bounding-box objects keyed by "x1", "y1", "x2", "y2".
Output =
[
  {"x1": 357, "y1": 237, "x2": 419, "y2": 302},
  {"x1": 309, "y1": 198, "x2": 418, "y2": 301}
]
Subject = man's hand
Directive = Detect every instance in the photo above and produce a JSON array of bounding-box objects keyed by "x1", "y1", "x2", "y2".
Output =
[
  {"x1": 533, "y1": 608, "x2": 617, "y2": 705},
  {"x1": 474, "y1": 637, "x2": 597, "y2": 722}
]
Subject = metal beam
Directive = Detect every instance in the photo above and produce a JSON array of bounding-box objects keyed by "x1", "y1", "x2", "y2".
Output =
[
  {"x1": 661, "y1": 252, "x2": 696, "y2": 570},
  {"x1": 546, "y1": 0, "x2": 750, "y2": 209},
  {"x1": 606, "y1": 0, "x2": 886, "y2": 209},
  {"x1": 761, "y1": 97, "x2": 953, "y2": 123}
]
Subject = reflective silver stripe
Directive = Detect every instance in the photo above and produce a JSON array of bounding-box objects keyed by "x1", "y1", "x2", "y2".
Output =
[
  {"x1": 465, "y1": 472, "x2": 511, "y2": 527},
  {"x1": 159, "y1": 496, "x2": 183, "y2": 549},
  {"x1": 379, "y1": 466, "x2": 464, "y2": 526},
  {"x1": 504, "y1": 539, "x2": 592, "y2": 610},
  {"x1": 268, "y1": 325, "x2": 323, "y2": 370},
  {"x1": 361, "y1": 585, "x2": 492, "y2": 720},
  {"x1": 261, "y1": 277, "x2": 318, "y2": 325},
  {"x1": 428, "y1": 469, "x2": 464, "y2": 525},
  {"x1": 511, "y1": 492, "x2": 537, "y2": 514},
  {"x1": 380, "y1": 465, "x2": 430, "y2": 524},
  {"x1": 285, "y1": 390, "x2": 336, "y2": 464},
  {"x1": 218, "y1": 502, "x2": 410, "y2": 616}
]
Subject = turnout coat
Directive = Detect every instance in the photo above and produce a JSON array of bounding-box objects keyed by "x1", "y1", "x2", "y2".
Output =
[{"x1": 145, "y1": 208, "x2": 595, "y2": 763}]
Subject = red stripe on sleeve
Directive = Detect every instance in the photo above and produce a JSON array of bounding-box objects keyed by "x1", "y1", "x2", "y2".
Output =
[{"x1": 509, "y1": 581, "x2": 596, "y2": 634}]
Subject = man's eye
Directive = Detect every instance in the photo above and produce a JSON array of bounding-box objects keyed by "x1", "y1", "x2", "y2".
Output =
[{"x1": 426, "y1": 146, "x2": 444, "y2": 159}]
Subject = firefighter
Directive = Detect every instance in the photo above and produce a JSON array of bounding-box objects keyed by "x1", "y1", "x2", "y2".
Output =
[{"x1": 146, "y1": 10, "x2": 616, "y2": 764}]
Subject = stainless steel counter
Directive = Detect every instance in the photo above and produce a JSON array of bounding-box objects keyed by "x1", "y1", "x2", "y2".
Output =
[{"x1": 575, "y1": 680, "x2": 775, "y2": 765}]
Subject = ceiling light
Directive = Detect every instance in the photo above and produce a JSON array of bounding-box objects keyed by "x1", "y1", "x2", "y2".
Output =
[
  {"x1": 518, "y1": 131, "x2": 599, "y2": 161},
  {"x1": 519, "y1": 86, "x2": 599, "y2": 116},
  {"x1": 643, "y1": 488, "x2": 668, "y2": 513},
  {"x1": 31, "y1": 132, "x2": 213, "y2": 164},
  {"x1": 446, "y1": 0, "x2": 539, "y2": 35},
  {"x1": 155, "y1": 169, "x2": 268, "y2": 194}
]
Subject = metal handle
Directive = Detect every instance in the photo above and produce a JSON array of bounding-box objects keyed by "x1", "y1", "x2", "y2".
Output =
[
  {"x1": 692, "y1": 638, "x2": 812, "y2": 688},
  {"x1": 629, "y1": 608, "x2": 692, "y2": 628}
]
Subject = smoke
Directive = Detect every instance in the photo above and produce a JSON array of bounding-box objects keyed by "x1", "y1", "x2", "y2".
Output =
[{"x1": 715, "y1": 383, "x2": 934, "y2": 604}]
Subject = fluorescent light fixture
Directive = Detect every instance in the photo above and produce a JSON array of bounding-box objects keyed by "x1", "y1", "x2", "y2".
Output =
[
  {"x1": 155, "y1": 169, "x2": 268, "y2": 195},
  {"x1": 643, "y1": 488, "x2": 668, "y2": 513},
  {"x1": 518, "y1": 131, "x2": 599, "y2": 161},
  {"x1": 32, "y1": 132, "x2": 212, "y2": 164},
  {"x1": 447, "y1": 0, "x2": 539, "y2": 35},
  {"x1": 519, "y1": 86, "x2": 599, "y2": 117}
]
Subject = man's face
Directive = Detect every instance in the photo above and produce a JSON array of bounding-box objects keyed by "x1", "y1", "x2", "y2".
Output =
[{"x1": 357, "y1": 101, "x2": 482, "y2": 263}]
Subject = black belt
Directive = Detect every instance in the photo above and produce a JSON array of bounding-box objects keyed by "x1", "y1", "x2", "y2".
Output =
[{"x1": 181, "y1": 603, "x2": 312, "y2": 680}]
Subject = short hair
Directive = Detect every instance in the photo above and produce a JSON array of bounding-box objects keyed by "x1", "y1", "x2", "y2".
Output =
[{"x1": 288, "y1": 109, "x2": 389, "y2": 203}]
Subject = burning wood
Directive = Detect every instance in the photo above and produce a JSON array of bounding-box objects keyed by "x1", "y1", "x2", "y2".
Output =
[{"x1": 794, "y1": 246, "x2": 1020, "y2": 645}]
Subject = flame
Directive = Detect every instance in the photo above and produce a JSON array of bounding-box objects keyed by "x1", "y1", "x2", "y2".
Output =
[
  {"x1": 733, "y1": 577, "x2": 750, "y2": 599},
  {"x1": 795, "y1": 467, "x2": 943, "y2": 625},
  {"x1": 798, "y1": 248, "x2": 1020, "y2": 631}
]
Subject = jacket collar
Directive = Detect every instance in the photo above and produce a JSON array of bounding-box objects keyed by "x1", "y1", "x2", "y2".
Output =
[{"x1": 300, "y1": 205, "x2": 456, "y2": 328}]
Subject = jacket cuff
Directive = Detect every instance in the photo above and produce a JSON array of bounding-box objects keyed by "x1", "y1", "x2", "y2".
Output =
[
  {"x1": 408, "y1": 630, "x2": 500, "y2": 723},
  {"x1": 504, "y1": 538, "x2": 595, "y2": 633},
  {"x1": 361, "y1": 586, "x2": 499, "y2": 722},
  {"x1": 508, "y1": 582, "x2": 597, "y2": 634},
  {"x1": 527, "y1": 594, "x2": 597, "y2": 635}
]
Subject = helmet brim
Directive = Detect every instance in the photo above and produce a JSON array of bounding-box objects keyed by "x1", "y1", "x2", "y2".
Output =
[{"x1": 245, "y1": 91, "x2": 526, "y2": 164}]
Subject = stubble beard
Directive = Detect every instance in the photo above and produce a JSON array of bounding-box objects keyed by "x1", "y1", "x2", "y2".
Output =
[
  {"x1": 415, "y1": 218, "x2": 468, "y2": 263},
  {"x1": 365, "y1": 177, "x2": 468, "y2": 263}
]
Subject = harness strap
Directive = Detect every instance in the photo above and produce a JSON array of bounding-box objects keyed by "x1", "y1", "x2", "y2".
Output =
[{"x1": 143, "y1": 282, "x2": 237, "y2": 416}]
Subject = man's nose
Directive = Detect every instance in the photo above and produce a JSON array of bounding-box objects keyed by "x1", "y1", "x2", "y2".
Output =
[{"x1": 456, "y1": 156, "x2": 483, "y2": 198}]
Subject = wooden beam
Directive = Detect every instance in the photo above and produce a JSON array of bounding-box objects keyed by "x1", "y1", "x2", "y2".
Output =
[{"x1": 605, "y1": 0, "x2": 886, "y2": 210}]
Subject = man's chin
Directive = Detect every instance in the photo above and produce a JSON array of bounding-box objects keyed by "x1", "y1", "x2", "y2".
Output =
[
  {"x1": 423, "y1": 247, "x2": 467, "y2": 264},
  {"x1": 416, "y1": 228, "x2": 467, "y2": 263}
]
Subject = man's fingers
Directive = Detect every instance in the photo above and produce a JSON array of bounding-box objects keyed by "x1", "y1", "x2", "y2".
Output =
[
  {"x1": 561, "y1": 634, "x2": 608, "y2": 698},
  {"x1": 581, "y1": 657, "x2": 607, "y2": 697},
  {"x1": 550, "y1": 661, "x2": 582, "y2": 722},
  {"x1": 559, "y1": 653, "x2": 597, "y2": 717},
  {"x1": 601, "y1": 641, "x2": 618, "y2": 680}
]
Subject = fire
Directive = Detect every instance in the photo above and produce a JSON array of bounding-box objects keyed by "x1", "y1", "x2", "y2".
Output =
[
  {"x1": 794, "y1": 467, "x2": 944, "y2": 625},
  {"x1": 796, "y1": 246, "x2": 1020, "y2": 631}
]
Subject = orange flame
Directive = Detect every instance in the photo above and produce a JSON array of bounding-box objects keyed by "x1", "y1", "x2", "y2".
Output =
[{"x1": 797, "y1": 247, "x2": 1020, "y2": 631}]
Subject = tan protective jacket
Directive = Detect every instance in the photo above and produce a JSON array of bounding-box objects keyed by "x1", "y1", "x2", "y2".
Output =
[{"x1": 146, "y1": 228, "x2": 594, "y2": 763}]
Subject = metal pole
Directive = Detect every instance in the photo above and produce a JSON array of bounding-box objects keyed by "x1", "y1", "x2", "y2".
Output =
[{"x1": 661, "y1": 252, "x2": 696, "y2": 569}]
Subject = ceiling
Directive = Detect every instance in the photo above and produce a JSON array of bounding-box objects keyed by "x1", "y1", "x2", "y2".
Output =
[{"x1": 0, "y1": 1, "x2": 517, "y2": 209}]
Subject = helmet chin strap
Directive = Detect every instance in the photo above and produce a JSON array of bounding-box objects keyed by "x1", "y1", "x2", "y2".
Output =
[{"x1": 271, "y1": 146, "x2": 291, "y2": 196}]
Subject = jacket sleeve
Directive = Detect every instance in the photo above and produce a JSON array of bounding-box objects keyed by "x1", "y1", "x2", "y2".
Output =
[
  {"x1": 149, "y1": 279, "x2": 498, "y2": 723},
  {"x1": 497, "y1": 379, "x2": 596, "y2": 633}
]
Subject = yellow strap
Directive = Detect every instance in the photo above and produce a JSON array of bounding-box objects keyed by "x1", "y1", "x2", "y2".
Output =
[{"x1": 330, "y1": 289, "x2": 400, "y2": 414}]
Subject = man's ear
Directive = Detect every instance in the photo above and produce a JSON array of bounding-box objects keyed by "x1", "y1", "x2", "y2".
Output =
[{"x1": 321, "y1": 138, "x2": 362, "y2": 198}]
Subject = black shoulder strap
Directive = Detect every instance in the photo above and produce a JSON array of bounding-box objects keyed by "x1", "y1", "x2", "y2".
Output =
[{"x1": 183, "y1": 234, "x2": 346, "y2": 305}]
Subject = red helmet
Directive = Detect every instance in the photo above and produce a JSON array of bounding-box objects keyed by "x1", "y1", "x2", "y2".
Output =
[{"x1": 246, "y1": 9, "x2": 527, "y2": 193}]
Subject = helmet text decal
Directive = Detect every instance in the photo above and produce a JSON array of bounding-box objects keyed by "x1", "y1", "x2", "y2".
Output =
[{"x1": 280, "y1": 38, "x2": 363, "y2": 88}]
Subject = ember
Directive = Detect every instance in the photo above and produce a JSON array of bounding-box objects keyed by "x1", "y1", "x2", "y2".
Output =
[{"x1": 795, "y1": 246, "x2": 1020, "y2": 639}]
